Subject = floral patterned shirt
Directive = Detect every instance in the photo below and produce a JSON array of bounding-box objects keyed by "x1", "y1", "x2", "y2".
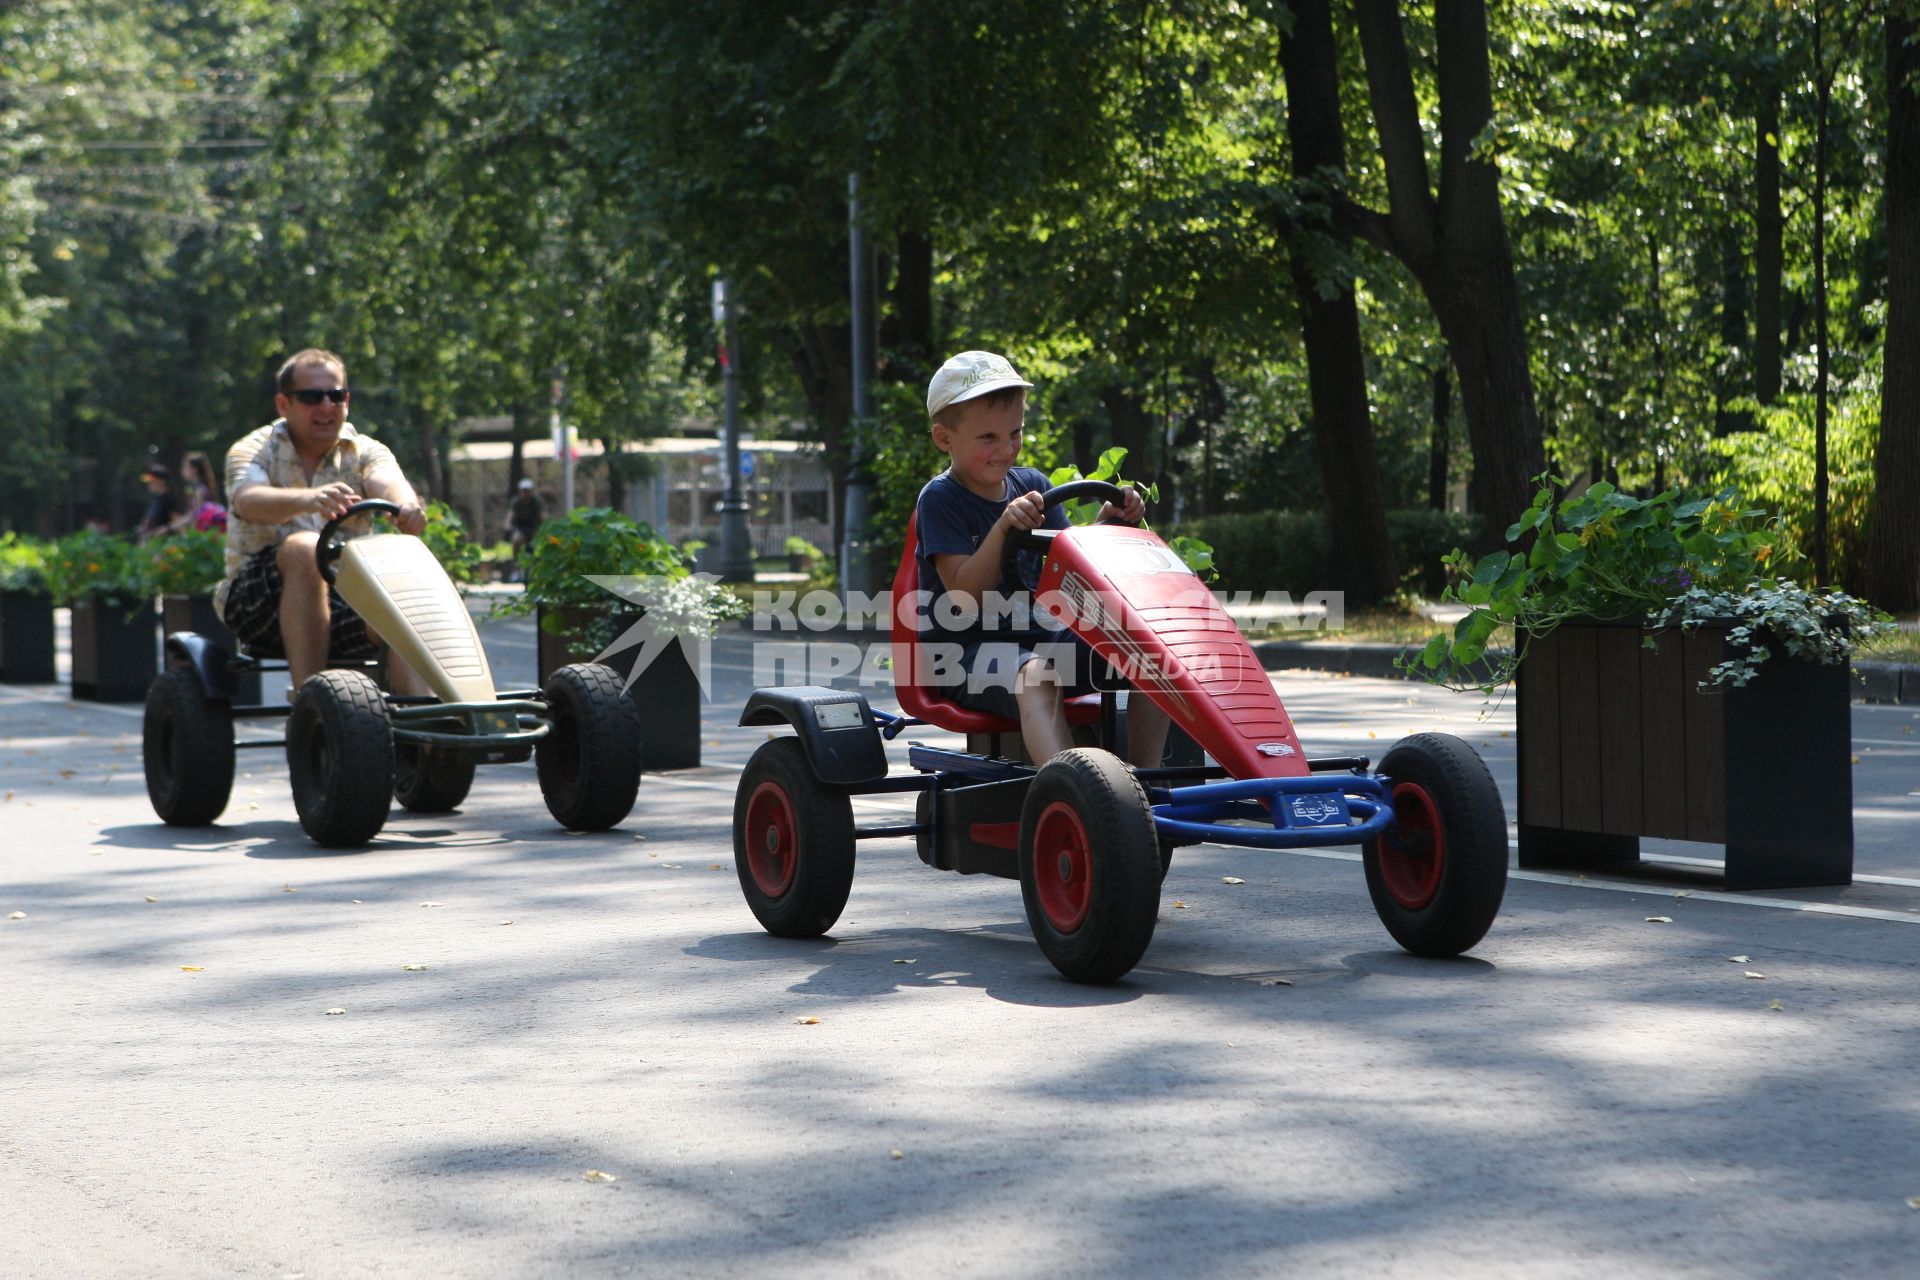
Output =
[{"x1": 214, "y1": 420, "x2": 401, "y2": 616}]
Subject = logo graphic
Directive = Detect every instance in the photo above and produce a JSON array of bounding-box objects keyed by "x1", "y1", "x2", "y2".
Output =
[
  {"x1": 585, "y1": 573, "x2": 735, "y2": 697},
  {"x1": 1287, "y1": 794, "x2": 1343, "y2": 825},
  {"x1": 1256, "y1": 742, "x2": 1296, "y2": 757}
]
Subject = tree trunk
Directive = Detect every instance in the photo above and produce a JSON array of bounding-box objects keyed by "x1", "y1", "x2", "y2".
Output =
[
  {"x1": 1869, "y1": 11, "x2": 1920, "y2": 611},
  {"x1": 790, "y1": 322, "x2": 853, "y2": 553},
  {"x1": 1348, "y1": 0, "x2": 1545, "y2": 543},
  {"x1": 1281, "y1": 0, "x2": 1397, "y2": 605},
  {"x1": 1429, "y1": 361, "x2": 1451, "y2": 510},
  {"x1": 1716, "y1": 228, "x2": 1753, "y2": 434},
  {"x1": 1755, "y1": 85, "x2": 1784, "y2": 407},
  {"x1": 1100, "y1": 384, "x2": 1155, "y2": 473},
  {"x1": 412, "y1": 403, "x2": 446, "y2": 500},
  {"x1": 886, "y1": 230, "x2": 935, "y2": 379}
]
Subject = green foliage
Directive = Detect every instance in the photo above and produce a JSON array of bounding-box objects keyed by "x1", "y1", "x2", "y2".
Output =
[
  {"x1": 1045, "y1": 446, "x2": 1215, "y2": 579},
  {"x1": 500, "y1": 507, "x2": 689, "y2": 621},
  {"x1": 1187, "y1": 509, "x2": 1482, "y2": 597},
  {"x1": 414, "y1": 500, "x2": 482, "y2": 586},
  {"x1": 0, "y1": 534, "x2": 50, "y2": 594},
  {"x1": 142, "y1": 529, "x2": 225, "y2": 597},
  {"x1": 783, "y1": 535, "x2": 825, "y2": 561},
  {"x1": 43, "y1": 530, "x2": 149, "y2": 605},
  {"x1": 1409, "y1": 474, "x2": 1803, "y2": 690}
]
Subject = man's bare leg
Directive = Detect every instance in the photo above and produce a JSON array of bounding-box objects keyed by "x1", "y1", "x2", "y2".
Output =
[
  {"x1": 277, "y1": 532, "x2": 330, "y2": 689},
  {"x1": 1126, "y1": 692, "x2": 1171, "y2": 769}
]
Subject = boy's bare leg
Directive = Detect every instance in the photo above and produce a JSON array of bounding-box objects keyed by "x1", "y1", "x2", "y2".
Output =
[
  {"x1": 1126, "y1": 693, "x2": 1171, "y2": 769},
  {"x1": 1013, "y1": 666, "x2": 1073, "y2": 764},
  {"x1": 276, "y1": 532, "x2": 329, "y2": 689}
]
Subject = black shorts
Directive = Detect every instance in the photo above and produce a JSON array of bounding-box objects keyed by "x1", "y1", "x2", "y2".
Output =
[
  {"x1": 221, "y1": 544, "x2": 379, "y2": 660},
  {"x1": 941, "y1": 631, "x2": 1105, "y2": 721}
]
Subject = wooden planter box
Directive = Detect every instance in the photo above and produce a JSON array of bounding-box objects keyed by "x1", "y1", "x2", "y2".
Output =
[
  {"x1": 70, "y1": 596, "x2": 158, "y2": 702},
  {"x1": 535, "y1": 605, "x2": 700, "y2": 770},
  {"x1": 0, "y1": 589, "x2": 57, "y2": 683},
  {"x1": 1517, "y1": 620, "x2": 1852, "y2": 890},
  {"x1": 161, "y1": 594, "x2": 261, "y2": 704}
]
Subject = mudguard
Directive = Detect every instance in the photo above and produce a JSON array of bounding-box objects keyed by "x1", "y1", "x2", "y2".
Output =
[
  {"x1": 163, "y1": 631, "x2": 238, "y2": 701},
  {"x1": 738, "y1": 685, "x2": 888, "y2": 785}
]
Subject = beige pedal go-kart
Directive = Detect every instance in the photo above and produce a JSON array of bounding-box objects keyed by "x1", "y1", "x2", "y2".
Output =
[{"x1": 143, "y1": 499, "x2": 643, "y2": 846}]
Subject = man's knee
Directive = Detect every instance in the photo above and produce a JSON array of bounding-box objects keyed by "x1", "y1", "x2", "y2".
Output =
[{"x1": 277, "y1": 532, "x2": 321, "y2": 580}]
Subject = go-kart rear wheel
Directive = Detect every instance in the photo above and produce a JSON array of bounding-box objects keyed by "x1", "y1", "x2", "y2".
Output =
[
  {"x1": 287, "y1": 669, "x2": 394, "y2": 847},
  {"x1": 536, "y1": 663, "x2": 642, "y2": 831},
  {"x1": 1362, "y1": 732, "x2": 1508, "y2": 957},
  {"x1": 733, "y1": 736, "x2": 855, "y2": 937},
  {"x1": 143, "y1": 667, "x2": 235, "y2": 825},
  {"x1": 393, "y1": 743, "x2": 477, "y2": 813},
  {"x1": 1018, "y1": 748, "x2": 1161, "y2": 983}
]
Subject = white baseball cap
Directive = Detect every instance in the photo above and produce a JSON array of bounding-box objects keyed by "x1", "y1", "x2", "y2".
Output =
[{"x1": 926, "y1": 350, "x2": 1033, "y2": 418}]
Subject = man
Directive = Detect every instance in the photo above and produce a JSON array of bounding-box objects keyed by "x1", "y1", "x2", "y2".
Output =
[
  {"x1": 215, "y1": 348, "x2": 429, "y2": 693},
  {"x1": 136, "y1": 462, "x2": 179, "y2": 543},
  {"x1": 505, "y1": 476, "x2": 543, "y2": 581}
]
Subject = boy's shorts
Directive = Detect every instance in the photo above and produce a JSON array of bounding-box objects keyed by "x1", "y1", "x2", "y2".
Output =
[
  {"x1": 939, "y1": 630, "x2": 1107, "y2": 721},
  {"x1": 221, "y1": 543, "x2": 381, "y2": 660}
]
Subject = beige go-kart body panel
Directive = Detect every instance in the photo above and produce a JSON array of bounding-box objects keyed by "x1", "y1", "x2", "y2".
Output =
[{"x1": 332, "y1": 533, "x2": 497, "y2": 705}]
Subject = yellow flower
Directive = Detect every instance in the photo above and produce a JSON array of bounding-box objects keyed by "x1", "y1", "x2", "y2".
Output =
[{"x1": 547, "y1": 534, "x2": 561, "y2": 547}]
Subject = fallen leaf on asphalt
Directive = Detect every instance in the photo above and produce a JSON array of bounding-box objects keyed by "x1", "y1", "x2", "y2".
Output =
[
  {"x1": 1745, "y1": 971, "x2": 1767, "y2": 979},
  {"x1": 890, "y1": 1149, "x2": 904, "y2": 1160},
  {"x1": 633, "y1": 835, "x2": 646, "y2": 842},
  {"x1": 283, "y1": 884, "x2": 297, "y2": 893},
  {"x1": 1367, "y1": 731, "x2": 1377, "y2": 739},
  {"x1": 58, "y1": 769, "x2": 75, "y2": 779},
  {"x1": 583, "y1": 1170, "x2": 618, "y2": 1183},
  {"x1": 247, "y1": 803, "x2": 259, "y2": 810},
  {"x1": 892, "y1": 958, "x2": 916, "y2": 965},
  {"x1": 1907, "y1": 1196, "x2": 1920, "y2": 1209},
  {"x1": 8, "y1": 911, "x2": 24, "y2": 920},
  {"x1": 1645, "y1": 916, "x2": 1673, "y2": 923},
  {"x1": 1768, "y1": 999, "x2": 1784, "y2": 1011},
  {"x1": 709, "y1": 864, "x2": 725, "y2": 870},
  {"x1": 1173, "y1": 900, "x2": 1188, "y2": 909},
  {"x1": 402, "y1": 964, "x2": 428, "y2": 971},
  {"x1": 1729, "y1": 955, "x2": 1751, "y2": 963},
  {"x1": 1258, "y1": 977, "x2": 1293, "y2": 987},
  {"x1": 1221, "y1": 876, "x2": 1246, "y2": 885},
  {"x1": 1673, "y1": 890, "x2": 1691, "y2": 899},
  {"x1": 4, "y1": 790, "x2": 11, "y2": 802},
  {"x1": 352, "y1": 899, "x2": 362, "y2": 904},
  {"x1": 498, "y1": 919, "x2": 513, "y2": 926},
  {"x1": 1851, "y1": 755, "x2": 1860, "y2": 765},
  {"x1": 421, "y1": 901, "x2": 443, "y2": 907},
  {"x1": 144, "y1": 896, "x2": 158, "y2": 903},
  {"x1": 660, "y1": 864, "x2": 680, "y2": 870},
  {"x1": 180, "y1": 965, "x2": 204, "y2": 972},
  {"x1": 794, "y1": 1016, "x2": 821, "y2": 1025},
  {"x1": 325, "y1": 1007, "x2": 345, "y2": 1015}
]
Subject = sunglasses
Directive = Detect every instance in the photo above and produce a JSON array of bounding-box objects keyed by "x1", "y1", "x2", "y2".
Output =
[{"x1": 290, "y1": 387, "x2": 348, "y2": 405}]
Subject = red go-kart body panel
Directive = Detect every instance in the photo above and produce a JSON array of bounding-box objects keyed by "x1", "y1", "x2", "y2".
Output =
[{"x1": 1033, "y1": 524, "x2": 1310, "y2": 781}]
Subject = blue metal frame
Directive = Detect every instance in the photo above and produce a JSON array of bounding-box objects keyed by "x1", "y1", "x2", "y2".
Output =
[{"x1": 1151, "y1": 774, "x2": 1396, "y2": 848}]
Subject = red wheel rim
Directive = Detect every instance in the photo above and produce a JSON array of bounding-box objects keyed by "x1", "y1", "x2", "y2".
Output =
[
  {"x1": 1379, "y1": 781, "x2": 1446, "y2": 910},
  {"x1": 745, "y1": 781, "x2": 798, "y2": 897},
  {"x1": 1032, "y1": 801, "x2": 1092, "y2": 933}
]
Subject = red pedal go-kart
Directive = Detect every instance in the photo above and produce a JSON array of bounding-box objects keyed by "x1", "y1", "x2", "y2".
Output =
[{"x1": 731, "y1": 480, "x2": 1508, "y2": 983}]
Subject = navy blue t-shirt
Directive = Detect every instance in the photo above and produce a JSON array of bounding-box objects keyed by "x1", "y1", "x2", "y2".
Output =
[{"x1": 915, "y1": 466, "x2": 1069, "y2": 644}]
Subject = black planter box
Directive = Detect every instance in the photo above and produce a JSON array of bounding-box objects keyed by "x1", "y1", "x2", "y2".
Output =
[
  {"x1": 535, "y1": 605, "x2": 700, "y2": 770},
  {"x1": 0, "y1": 589, "x2": 56, "y2": 683},
  {"x1": 1516, "y1": 620, "x2": 1852, "y2": 890},
  {"x1": 71, "y1": 596, "x2": 158, "y2": 702},
  {"x1": 161, "y1": 594, "x2": 262, "y2": 704}
]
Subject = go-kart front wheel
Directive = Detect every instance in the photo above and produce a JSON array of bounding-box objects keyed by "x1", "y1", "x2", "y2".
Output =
[
  {"x1": 1362, "y1": 732, "x2": 1508, "y2": 957},
  {"x1": 143, "y1": 667, "x2": 235, "y2": 826},
  {"x1": 287, "y1": 669, "x2": 394, "y2": 847},
  {"x1": 393, "y1": 743, "x2": 476, "y2": 813},
  {"x1": 1018, "y1": 748, "x2": 1161, "y2": 983},
  {"x1": 733, "y1": 736, "x2": 855, "y2": 937},
  {"x1": 536, "y1": 663, "x2": 642, "y2": 831}
]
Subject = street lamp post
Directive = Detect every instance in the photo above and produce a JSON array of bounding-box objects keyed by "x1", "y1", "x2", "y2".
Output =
[
  {"x1": 711, "y1": 279, "x2": 756, "y2": 583},
  {"x1": 841, "y1": 171, "x2": 876, "y2": 601}
]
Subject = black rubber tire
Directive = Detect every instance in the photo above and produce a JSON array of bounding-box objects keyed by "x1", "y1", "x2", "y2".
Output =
[
  {"x1": 393, "y1": 743, "x2": 477, "y2": 813},
  {"x1": 287, "y1": 669, "x2": 394, "y2": 847},
  {"x1": 143, "y1": 667, "x2": 235, "y2": 826},
  {"x1": 536, "y1": 663, "x2": 642, "y2": 831},
  {"x1": 733, "y1": 736, "x2": 856, "y2": 937},
  {"x1": 1362, "y1": 732, "x2": 1509, "y2": 957},
  {"x1": 1018, "y1": 748, "x2": 1161, "y2": 983}
]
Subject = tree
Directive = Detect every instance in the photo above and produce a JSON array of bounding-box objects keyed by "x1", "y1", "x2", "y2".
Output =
[{"x1": 1869, "y1": 5, "x2": 1920, "y2": 611}]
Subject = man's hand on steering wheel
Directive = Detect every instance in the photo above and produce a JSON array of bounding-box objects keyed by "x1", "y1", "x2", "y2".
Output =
[
  {"x1": 306, "y1": 482, "x2": 362, "y2": 521},
  {"x1": 391, "y1": 500, "x2": 427, "y2": 536}
]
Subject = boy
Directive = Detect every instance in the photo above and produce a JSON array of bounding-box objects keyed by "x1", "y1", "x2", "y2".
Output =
[{"x1": 915, "y1": 350, "x2": 1170, "y2": 767}]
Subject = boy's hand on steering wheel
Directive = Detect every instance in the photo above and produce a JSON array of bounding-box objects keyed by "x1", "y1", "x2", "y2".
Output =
[
  {"x1": 307, "y1": 482, "x2": 361, "y2": 520},
  {"x1": 1100, "y1": 486, "x2": 1145, "y2": 525},
  {"x1": 999, "y1": 490, "x2": 1045, "y2": 533}
]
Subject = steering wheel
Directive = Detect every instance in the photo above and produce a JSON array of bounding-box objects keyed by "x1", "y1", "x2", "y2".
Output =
[
  {"x1": 316, "y1": 499, "x2": 401, "y2": 586},
  {"x1": 999, "y1": 479, "x2": 1141, "y2": 579}
]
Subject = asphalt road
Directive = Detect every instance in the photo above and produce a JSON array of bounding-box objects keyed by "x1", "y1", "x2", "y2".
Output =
[{"x1": 3, "y1": 611, "x2": 1917, "y2": 1278}]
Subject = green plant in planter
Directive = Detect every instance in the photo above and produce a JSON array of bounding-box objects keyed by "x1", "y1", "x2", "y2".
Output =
[
  {"x1": 497, "y1": 507, "x2": 716, "y2": 653},
  {"x1": 1046, "y1": 447, "x2": 1216, "y2": 581},
  {"x1": 0, "y1": 533, "x2": 51, "y2": 594},
  {"x1": 1406, "y1": 474, "x2": 1890, "y2": 692},
  {"x1": 43, "y1": 529, "x2": 151, "y2": 607},
  {"x1": 143, "y1": 528, "x2": 226, "y2": 597}
]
